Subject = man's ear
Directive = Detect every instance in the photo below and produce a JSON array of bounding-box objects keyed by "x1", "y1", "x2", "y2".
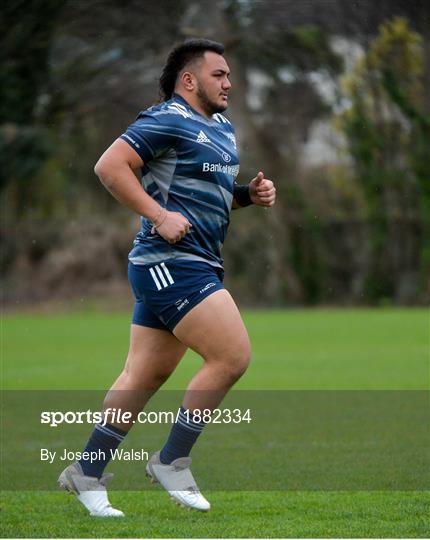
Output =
[{"x1": 180, "y1": 71, "x2": 195, "y2": 91}]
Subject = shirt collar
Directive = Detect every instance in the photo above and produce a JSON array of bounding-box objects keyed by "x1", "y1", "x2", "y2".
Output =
[
  {"x1": 172, "y1": 93, "x2": 215, "y2": 123},
  {"x1": 172, "y1": 92, "x2": 190, "y2": 108}
]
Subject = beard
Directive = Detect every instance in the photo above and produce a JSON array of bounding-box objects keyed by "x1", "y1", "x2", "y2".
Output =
[{"x1": 196, "y1": 81, "x2": 227, "y2": 116}]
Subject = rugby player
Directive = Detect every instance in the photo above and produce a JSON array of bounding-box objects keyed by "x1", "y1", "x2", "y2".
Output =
[{"x1": 58, "y1": 39, "x2": 276, "y2": 516}]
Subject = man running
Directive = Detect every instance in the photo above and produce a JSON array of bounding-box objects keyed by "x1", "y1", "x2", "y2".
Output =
[{"x1": 59, "y1": 38, "x2": 276, "y2": 516}]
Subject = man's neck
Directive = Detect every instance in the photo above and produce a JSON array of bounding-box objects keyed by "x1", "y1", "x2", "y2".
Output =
[{"x1": 174, "y1": 90, "x2": 212, "y2": 119}]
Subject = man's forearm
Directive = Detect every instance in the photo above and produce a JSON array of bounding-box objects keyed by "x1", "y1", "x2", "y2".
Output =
[{"x1": 95, "y1": 163, "x2": 161, "y2": 222}]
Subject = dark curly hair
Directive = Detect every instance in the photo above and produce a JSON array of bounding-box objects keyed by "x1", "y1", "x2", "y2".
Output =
[{"x1": 159, "y1": 39, "x2": 225, "y2": 102}]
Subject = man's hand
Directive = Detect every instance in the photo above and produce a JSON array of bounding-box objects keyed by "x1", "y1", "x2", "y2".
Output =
[
  {"x1": 154, "y1": 210, "x2": 192, "y2": 244},
  {"x1": 249, "y1": 171, "x2": 276, "y2": 207}
]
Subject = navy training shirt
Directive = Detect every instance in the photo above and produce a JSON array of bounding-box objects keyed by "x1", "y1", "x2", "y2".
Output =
[{"x1": 120, "y1": 93, "x2": 239, "y2": 269}]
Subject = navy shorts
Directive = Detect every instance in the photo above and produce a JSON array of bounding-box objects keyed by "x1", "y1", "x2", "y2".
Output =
[{"x1": 128, "y1": 260, "x2": 225, "y2": 332}]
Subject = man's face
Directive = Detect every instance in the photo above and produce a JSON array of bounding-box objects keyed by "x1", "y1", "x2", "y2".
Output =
[{"x1": 193, "y1": 51, "x2": 231, "y2": 115}]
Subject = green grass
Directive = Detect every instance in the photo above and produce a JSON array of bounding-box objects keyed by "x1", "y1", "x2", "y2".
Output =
[
  {"x1": 1, "y1": 307, "x2": 429, "y2": 537},
  {"x1": 2, "y1": 491, "x2": 429, "y2": 538},
  {"x1": 3, "y1": 308, "x2": 428, "y2": 390}
]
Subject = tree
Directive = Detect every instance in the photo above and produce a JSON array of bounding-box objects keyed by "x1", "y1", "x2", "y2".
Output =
[{"x1": 338, "y1": 17, "x2": 430, "y2": 302}]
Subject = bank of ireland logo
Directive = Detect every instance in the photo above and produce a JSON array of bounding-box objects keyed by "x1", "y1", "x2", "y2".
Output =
[{"x1": 222, "y1": 151, "x2": 231, "y2": 162}]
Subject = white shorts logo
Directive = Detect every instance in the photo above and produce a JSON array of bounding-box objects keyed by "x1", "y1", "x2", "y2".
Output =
[
  {"x1": 149, "y1": 263, "x2": 174, "y2": 290},
  {"x1": 175, "y1": 298, "x2": 189, "y2": 311},
  {"x1": 199, "y1": 282, "x2": 216, "y2": 294}
]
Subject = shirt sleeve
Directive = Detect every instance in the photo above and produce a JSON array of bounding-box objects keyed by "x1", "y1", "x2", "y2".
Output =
[{"x1": 119, "y1": 113, "x2": 177, "y2": 163}]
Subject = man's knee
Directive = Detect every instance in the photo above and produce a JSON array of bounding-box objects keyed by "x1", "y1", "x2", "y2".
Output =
[
  {"x1": 233, "y1": 345, "x2": 251, "y2": 379},
  {"x1": 122, "y1": 357, "x2": 172, "y2": 389},
  {"x1": 213, "y1": 342, "x2": 251, "y2": 383}
]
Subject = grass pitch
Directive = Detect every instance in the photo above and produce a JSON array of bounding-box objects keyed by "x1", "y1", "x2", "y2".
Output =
[{"x1": 1, "y1": 307, "x2": 429, "y2": 537}]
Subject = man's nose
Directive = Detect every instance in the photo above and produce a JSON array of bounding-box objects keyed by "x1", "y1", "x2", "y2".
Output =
[{"x1": 222, "y1": 77, "x2": 231, "y2": 90}]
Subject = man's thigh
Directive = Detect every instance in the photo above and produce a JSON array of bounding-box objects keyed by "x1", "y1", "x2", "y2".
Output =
[
  {"x1": 124, "y1": 324, "x2": 188, "y2": 382},
  {"x1": 172, "y1": 289, "x2": 250, "y2": 361}
]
